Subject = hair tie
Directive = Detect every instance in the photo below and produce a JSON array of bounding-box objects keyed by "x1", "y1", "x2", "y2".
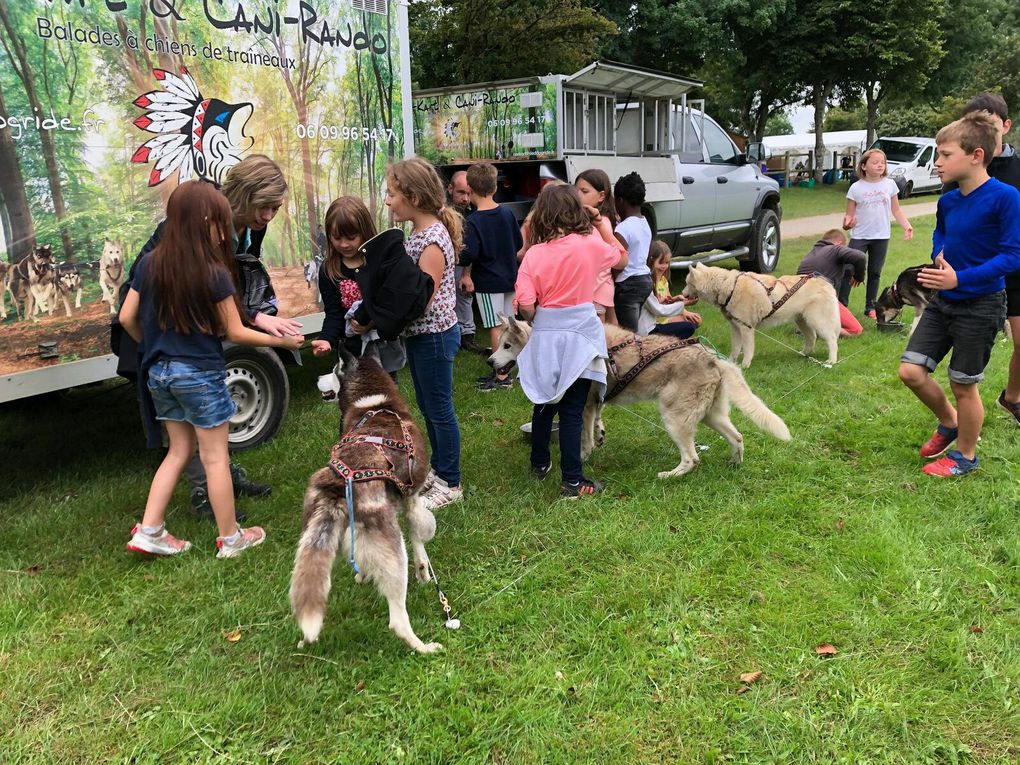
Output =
[{"x1": 438, "y1": 205, "x2": 446, "y2": 215}]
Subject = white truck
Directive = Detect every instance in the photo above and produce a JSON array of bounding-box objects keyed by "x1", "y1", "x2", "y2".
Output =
[
  {"x1": 0, "y1": 0, "x2": 414, "y2": 449},
  {"x1": 870, "y1": 136, "x2": 940, "y2": 198},
  {"x1": 412, "y1": 60, "x2": 782, "y2": 272}
]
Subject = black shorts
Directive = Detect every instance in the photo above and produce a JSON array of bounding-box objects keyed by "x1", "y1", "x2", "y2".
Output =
[
  {"x1": 901, "y1": 291, "x2": 1006, "y2": 383},
  {"x1": 1006, "y1": 273, "x2": 1020, "y2": 317}
]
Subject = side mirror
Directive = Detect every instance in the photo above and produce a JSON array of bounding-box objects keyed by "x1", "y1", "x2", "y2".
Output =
[
  {"x1": 746, "y1": 141, "x2": 771, "y2": 164},
  {"x1": 917, "y1": 158, "x2": 926, "y2": 167}
]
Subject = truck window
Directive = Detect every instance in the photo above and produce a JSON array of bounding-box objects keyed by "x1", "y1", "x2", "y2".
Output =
[
  {"x1": 674, "y1": 113, "x2": 704, "y2": 162},
  {"x1": 702, "y1": 118, "x2": 738, "y2": 164},
  {"x1": 918, "y1": 146, "x2": 933, "y2": 165}
]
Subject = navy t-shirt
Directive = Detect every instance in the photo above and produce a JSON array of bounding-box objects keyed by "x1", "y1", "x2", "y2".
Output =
[
  {"x1": 132, "y1": 255, "x2": 236, "y2": 372},
  {"x1": 460, "y1": 205, "x2": 523, "y2": 293}
]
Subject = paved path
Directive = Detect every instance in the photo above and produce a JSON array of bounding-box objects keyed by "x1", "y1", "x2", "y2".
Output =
[{"x1": 782, "y1": 200, "x2": 939, "y2": 241}]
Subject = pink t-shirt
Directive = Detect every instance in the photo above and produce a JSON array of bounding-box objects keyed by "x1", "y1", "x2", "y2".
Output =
[{"x1": 515, "y1": 232, "x2": 622, "y2": 309}]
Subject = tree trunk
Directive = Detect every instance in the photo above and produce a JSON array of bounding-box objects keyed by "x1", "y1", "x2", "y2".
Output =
[
  {"x1": 0, "y1": 1, "x2": 72, "y2": 261},
  {"x1": 811, "y1": 83, "x2": 833, "y2": 183},
  {"x1": 0, "y1": 80, "x2": 34, "y2": 263}
]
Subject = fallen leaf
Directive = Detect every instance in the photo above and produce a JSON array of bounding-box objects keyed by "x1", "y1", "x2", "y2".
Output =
[
  {"x1": 24, "y1": 565, "x2": 39, "y2": 576},
  {"x1": 355, "y1": 680, "x2": 366, "y2": 692},
  {"x1": 901, "y1": 481, "x2": 917, "y2": 492},
  {"x1": 835, "y1": 517, "x2": 845, "y2": 531},
  {"x1": 668, "y1": 525, "x2": 679, "y2": 534},
  {"x1": 223, "y1": 629, "x2": 242, "y2": 643},
  {"x1": 815, "y1": 643, "x2": 838, "y2": 656},
  {"x1": 735, "y1": 685, "x2": 750, "y2": 695},
  {"x1": 554, "y1": 671, "x2": 564, "y2": 681},
  {"x1": 968, "y1": 625, "x2": 984, "y2": 634},
  {"x1": 748, "y1": 590, "x2": 766, "y2": 604},
  {"x1": 492, "y1": 418, "x2": 504, "y2": 427},
  {"x1": 739, "y1": 671, "x2": 762, "y2": 684}
]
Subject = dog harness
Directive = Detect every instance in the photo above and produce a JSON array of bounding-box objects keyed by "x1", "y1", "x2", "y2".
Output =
[
  {"x1": 326, "y1": 407, "x2": 418, "y2": 575},
  {"x1": 326, "y1": 408, "x2": 417, "y2": 496},
  {"x1": 719, "y1": 273, "x2": 814, "y2": 329},
  {"x1": 604, "y1": 335, "x2": 701, "y2": 402}
]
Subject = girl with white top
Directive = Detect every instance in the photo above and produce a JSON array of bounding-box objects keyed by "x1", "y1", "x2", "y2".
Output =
[
  {"x1": 612, "y1": 172, "x2": 654, "y2": 332},
  {"x1": 842, "y1": 149, "x2": 914, "y2": 317}
]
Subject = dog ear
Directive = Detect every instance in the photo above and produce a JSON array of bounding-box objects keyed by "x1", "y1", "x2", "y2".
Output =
[{"x1": 335, "y1": 343, "x2": 358, "y2": 375}]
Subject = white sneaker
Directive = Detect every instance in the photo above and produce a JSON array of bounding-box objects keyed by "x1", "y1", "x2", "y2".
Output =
[
  {"x1": 422, "y1": 476, "x2": 463, "y2": 510},
  {"x1": 421, "y1": 468, "x2": 437, "y2": 493},
  {"x1": 126, "y1": 524, "x2": 191, "y2": 556},
  {"x1": 216, "y1": 526, "x2": 266, "y2": 559}
]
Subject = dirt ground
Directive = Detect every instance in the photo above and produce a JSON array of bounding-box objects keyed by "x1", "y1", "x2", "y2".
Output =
[{"x1": 0, "y1": 267, "x2": 321, "y2": 376}]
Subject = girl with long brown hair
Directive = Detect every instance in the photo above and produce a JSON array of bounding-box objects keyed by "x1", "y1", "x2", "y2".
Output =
[{"x1": 119, "y1": 180, "x2": 303, "y2": 559}]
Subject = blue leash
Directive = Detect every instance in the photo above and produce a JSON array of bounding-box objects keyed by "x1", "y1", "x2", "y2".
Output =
[{"x1": 345, "y1": 477, "x2": 359, "y2": 574}]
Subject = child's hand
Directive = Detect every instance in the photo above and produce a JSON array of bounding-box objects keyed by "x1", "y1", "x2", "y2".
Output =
[
  {"x1": 681, "y1": 294, "x2": 698, "y2": 306},
  {"x1": 842, "y1": 215, "x2": 856, "y2": 230},
  {"x1": 311, "y1": 339, "x2": 332, "y2": 356},
  {"x1": 459, "y1": 273, "x2": 474, "y2": 294},
  {"x1": 583, "y1": 204, "x2": 602, "y2": 221},
  {"x1": 903, "y1": 226, "x2": 914, "y2": 241},
  {"x1": 280, "y1": 333, "x2": 305, "y2": 351},
  {"x1": 918, "y1": 254, "x2": 958, "y2": 290},
  {"x1": 350, "y1": 318, "x2": 370, "y2": 335},
  {"x1": 682, "y1": 310, "x2": 702, "y2": 326}
]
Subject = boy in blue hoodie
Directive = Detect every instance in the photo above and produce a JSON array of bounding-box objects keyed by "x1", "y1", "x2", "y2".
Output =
[{"x1": 898, "y1": 112, "x2": 1020, "y2": 476}]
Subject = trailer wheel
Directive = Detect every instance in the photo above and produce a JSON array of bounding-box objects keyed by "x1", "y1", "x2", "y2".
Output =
[
  {"x1": 739, "y1": 208, "x2": 780, "y2": 273},
  {"x1": 224, "y1": 346, "x2": 289, "y2": 451}
]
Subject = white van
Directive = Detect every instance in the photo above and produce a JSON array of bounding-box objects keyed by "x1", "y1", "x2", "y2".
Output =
[{"x1": 870, "y1": 137, "x2": 939, "y2": 198}]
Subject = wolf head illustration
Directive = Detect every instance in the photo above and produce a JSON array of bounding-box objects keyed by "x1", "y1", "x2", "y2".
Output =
[{"x1": 131, "y1": 67, "x2": 254, "y2": 187}]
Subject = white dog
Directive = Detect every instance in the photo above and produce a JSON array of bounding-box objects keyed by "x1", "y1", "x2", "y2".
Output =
[
  {"x1": 682, "y1": 264, "x2": 841, "y2": 368},
  {"x1": 98, "y1": 239, "x2": 125, "y2": 315}
]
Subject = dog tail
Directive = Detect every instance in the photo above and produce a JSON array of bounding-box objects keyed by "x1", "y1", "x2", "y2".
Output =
[
  {"x1": 289, "y1": 488, "x2": 343, "y2": 644},
  {"x1": 718, "y1": 360, "x2": 791, "y2": 441}
]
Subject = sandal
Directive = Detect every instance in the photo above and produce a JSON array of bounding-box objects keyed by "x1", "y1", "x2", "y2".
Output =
[{"x1": 560, "y1": 477, "x2": 604, "y2": 498}]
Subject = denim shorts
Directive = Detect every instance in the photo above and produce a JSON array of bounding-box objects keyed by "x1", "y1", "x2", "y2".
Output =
[
  {"x1": 146, "y1": 359, "x2": 236, "y2": 429},
  {"x1": 901, "y1": 291, "x2": 1006, "y2": 383}
]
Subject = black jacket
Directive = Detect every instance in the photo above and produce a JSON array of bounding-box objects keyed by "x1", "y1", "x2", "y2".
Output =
[
  {"x1": 318, "y1": 228, "x2": 433, "y2": 345},
  {"x1": 112, "y1": 221, "x2": 275, "y2": 379}
]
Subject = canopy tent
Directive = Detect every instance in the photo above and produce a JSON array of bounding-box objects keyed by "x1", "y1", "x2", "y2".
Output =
[{"x1": 763, "y1": 130, "x2": 868, "y2": 169}]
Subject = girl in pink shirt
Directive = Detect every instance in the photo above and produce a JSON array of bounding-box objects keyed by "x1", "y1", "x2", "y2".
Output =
[{"x1": 514, "y1": 184, "x2": 627, "y2": 497}]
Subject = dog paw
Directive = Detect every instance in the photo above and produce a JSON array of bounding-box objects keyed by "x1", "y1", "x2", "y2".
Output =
[
  {"x1": 416, "y1": 641, "x2": 443, "y2": 654},
  {"x1": 415, "y1": 562, "x2": 431, "y2": 584}
]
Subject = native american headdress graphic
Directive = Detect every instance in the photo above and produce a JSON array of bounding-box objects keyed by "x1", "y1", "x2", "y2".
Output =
[{"x1": 131, "y1": 67, "x2": 255, "y2": 187}]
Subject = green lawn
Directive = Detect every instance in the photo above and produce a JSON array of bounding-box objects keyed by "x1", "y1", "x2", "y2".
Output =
[
  {"x1": 779, "y1": 180, "x2": 856, "y2": 220},
  {"x1": 2, "y1": 214, "x2": 1019, "y2": 763}
]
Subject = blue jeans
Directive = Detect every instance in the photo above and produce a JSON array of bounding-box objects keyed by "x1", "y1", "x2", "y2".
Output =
[{"x1": 405, "y1": 324, "x2": 462, "y2": 486}]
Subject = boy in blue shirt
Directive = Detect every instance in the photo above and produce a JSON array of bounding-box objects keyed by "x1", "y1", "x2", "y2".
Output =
[
  {"x1": 898, "y1": 112, "x2": 1020, "y2": 476},
  {"x1": 459, "y1": 162, "x2": 523, "y2": 391}
]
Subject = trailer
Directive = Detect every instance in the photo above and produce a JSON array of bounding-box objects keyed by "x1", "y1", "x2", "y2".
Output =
[
  {"x1": 0, "y1": 0, "x2": 413, "y2": 449},
  {"x1": 413, "y1": 60, "x2": 782, "y2": 272}
]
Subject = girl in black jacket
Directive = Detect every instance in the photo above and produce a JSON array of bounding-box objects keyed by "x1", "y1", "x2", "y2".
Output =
[{"x1": 311, "y1": 196, "x2": 433, "y2": 376}]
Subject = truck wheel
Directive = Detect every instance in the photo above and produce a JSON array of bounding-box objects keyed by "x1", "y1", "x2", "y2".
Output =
[
  {"x1": 740, "y1": 208, "x2": 780, "y2": 273},
  {"x1": 899, "y1": 181, "x2": 913, "y2": 199},
  {"x1": 224, "y1": 346, "x2": 289, "y2": 451}
]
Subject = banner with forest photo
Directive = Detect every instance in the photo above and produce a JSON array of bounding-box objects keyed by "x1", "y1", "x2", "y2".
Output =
[{"x1": 0, "y1": 0, "x2": 406, "y2": 374}]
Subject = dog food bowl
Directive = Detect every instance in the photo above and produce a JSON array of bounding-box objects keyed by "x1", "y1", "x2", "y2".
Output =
[
  {"x1": 520, "y1": 420, "x2": 559, "y2": 444},
  {"x1": 876, "y1": 320, "x2": 905, "y2": 333}
]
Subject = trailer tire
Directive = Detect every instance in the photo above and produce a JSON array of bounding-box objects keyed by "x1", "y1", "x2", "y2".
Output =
[
  {"x1": 224, "y1": 346, "x2": 289, "y2": 451},
  {"x1": 739, "y1": 207, "x2": 780, "y2": 273}
]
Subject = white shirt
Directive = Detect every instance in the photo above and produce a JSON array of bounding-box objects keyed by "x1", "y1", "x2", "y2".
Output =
[
  {"x1": 847, "y1": 178, "x2": 899, "y2": 240},
  {"x1": 614, "y1": 216, "x2": 652, "y2": 282},
  {"x1": 637, "y1": 293, "x2": 687, "y2": 335}
]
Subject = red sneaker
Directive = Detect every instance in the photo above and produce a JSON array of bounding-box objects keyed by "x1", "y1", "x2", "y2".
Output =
[
  {"x1": 919, "y1": 424, "x2": 957, "y2": 458},
  {"x1": 922, "y1": 450, "x2": 978, "y2": 477}
]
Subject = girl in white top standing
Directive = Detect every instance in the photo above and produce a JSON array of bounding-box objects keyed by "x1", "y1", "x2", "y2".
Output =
[
  {"x1": 612, "y1": 172, "x2": 653, "y2": 331},
  {"x1": 842, "y1": 149, "x2": 914, "y2": 317}
]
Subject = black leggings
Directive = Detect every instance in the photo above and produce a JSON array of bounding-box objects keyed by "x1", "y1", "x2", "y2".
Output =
[
  {"x1": 530, "y1": 378, "x2": 592, "y2": 483},
  {"x1": 838, "y1": 238, "x2": 889, "y2": 310}
]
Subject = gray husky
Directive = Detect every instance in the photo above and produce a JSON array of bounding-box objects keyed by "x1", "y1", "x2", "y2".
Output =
[{"x1": 289, "y1": 350, "x2": 441, "y2": 654}]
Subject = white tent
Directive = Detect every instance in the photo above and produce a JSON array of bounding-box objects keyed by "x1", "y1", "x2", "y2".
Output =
[{"x1": 763, "y1": 130, "x2": 868, "y2": 169}]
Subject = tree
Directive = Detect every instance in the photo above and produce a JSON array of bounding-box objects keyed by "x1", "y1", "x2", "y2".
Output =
[
  {"x1": 823, "y1": 106, "x2": 865, "y2": 132},
  {"x1": 0, "y1": 79, "x2": 34, "y2": 263},
  {"x1": 409, "y1": 0, "x2": 616, "y2": 87},
  {"x1": 0, "y1": 1, "x2": 73, "y2": 260},
  {"x1": 764, "y1": 111, "x2": 794, "y2": 136}
]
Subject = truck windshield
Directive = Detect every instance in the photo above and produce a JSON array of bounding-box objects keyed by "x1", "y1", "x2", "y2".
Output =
[{"x1": 871, "y1": 139, "x2": 923, "y2": 163}]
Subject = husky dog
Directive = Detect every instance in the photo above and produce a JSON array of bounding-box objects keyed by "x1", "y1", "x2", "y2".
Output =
[
  {"x1": 290, "y1": 350, "x2": 442, "y2": 654},
  {"x1": 8, "y1": 245, "x2": 56, "y2": 320},
  {"x1": 875, "y1": 265, "x2": 935, "y2": 337},
  {"x1": 490, "y1": 316, "x2": 791, "y2": 479},
  {"x1": 682, "y1": 264, "x2": 841, "y2": 368},
  {"x1": 98, "y1": 239, "x2": 125, "y2": 314},
  {"x1": 54, "y1": 263, "x2": 83, "y2": 317}
]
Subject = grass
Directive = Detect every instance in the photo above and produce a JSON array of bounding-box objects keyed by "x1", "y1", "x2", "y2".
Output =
[
  {"x1": 2, "y1": 214, "x2": 1019, "y2": 763},
  {"x1": 779, "y1": 181, "x2": 940, "y2": 221}
]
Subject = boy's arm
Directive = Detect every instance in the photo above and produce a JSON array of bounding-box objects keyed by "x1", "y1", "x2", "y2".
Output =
[
  {"x1": 836, "y1": 245, "x2": 867, "y2": 282},
  {"x1": 931, "y1": 201, "x2": 945, "y2": 261},
  {"x1": 954, "y1": 193, "x2": 1020, "y2": 288}
]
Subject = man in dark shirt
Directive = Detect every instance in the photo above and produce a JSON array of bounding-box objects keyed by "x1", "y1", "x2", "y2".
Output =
[{"x1": 447, "y1": 170, "x2": 487, "y2": 355}]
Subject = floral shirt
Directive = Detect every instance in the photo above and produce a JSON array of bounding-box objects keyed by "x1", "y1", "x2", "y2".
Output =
[{"x1": 404, "y1": 221, "x2": 457, "y2": 336}]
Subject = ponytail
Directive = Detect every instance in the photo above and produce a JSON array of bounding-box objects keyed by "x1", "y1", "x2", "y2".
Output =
[{"x1": 438, "y1": 205, "x2": 464, "y2": 255}]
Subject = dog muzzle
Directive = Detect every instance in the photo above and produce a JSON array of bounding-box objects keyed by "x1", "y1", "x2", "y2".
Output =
[{"x1": 316, "y1": 374, "x2": 340, "y2": 403}]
